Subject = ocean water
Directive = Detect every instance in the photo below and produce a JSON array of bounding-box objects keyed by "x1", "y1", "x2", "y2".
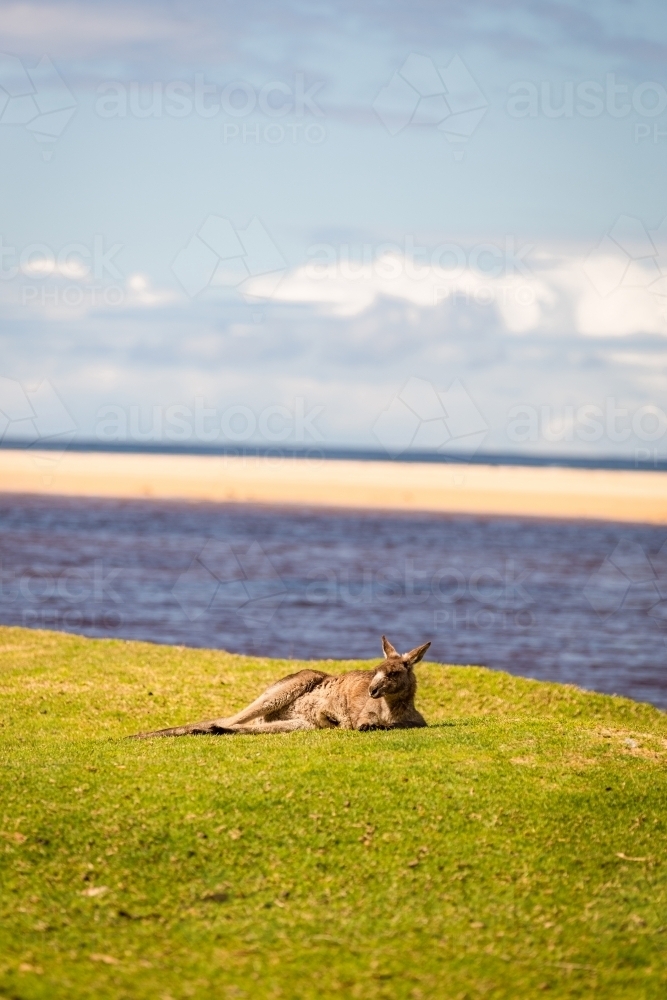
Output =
[{"x1": 1, "y1": 493, "x2": 666, "y2": 707}]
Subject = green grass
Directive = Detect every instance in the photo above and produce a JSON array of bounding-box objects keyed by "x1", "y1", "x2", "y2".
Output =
[{"x1": 1, "y1": 626, "x2": 667, "y2": 1000}]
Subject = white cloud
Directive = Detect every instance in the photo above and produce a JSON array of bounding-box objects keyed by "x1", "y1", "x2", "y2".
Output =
[
  {"x1": 3, "y1": 241, "x2": 667, "y2": 340},
  {"x1": 261, "y1": 252, "x2": 555, "y2": 332},
  {"x1": 576, "y1": 283, "x2": 667, "y2": 338},
  {"x1": 1, "y1": 239, "x2": 666, "y2": 458},
  {"x1": 238, "y1": 249, "x2": 667, "y2": 339},
  {"x1": 1, "y1": 237, "x2": 667, "y2": 345}
]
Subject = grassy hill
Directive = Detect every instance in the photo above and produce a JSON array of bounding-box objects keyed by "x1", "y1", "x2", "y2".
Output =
[{"x1": 1, "y1": 626, "x2": 666, "y2": 1000}]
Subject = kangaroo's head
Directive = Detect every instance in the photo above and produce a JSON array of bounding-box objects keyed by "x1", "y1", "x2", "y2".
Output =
[{"x1": 368, "y1": 636, "x2": 431, "y2": 700}]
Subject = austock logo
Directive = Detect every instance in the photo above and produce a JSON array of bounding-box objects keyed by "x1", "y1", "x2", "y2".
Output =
[
  {"x1": 0, "y1": 54, "x2": 76, "y2": 160},
  {"x1": 0, "y1": 234, "x2": 125, "y2": 309},
  {"x1": 584, "y1": 540, "x2": 667, "y2": 639},
  {"x1": 171, "y1": 215, "x2": 287, "y2": 300},
  {"x1": 0, "y1": 560, "x2": 123, "y2": 633},
  {"x1": 373, "y1": 376, "x2": 488, "y2": 458},
  {"x1": 583, "y1": 213, "x2": 667, "y2": 307},
  {"x1": 373, "y1": 53, "x2": 488, "y2": 158},
  {"x1": 172, "y1": 540, "x2": 287, "y2": 625},
  {"x1": 0, "y1": 376, "x2": 76, "y2": 469}
]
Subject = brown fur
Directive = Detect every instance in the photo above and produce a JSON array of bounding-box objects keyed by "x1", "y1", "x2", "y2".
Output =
[{"x1": 129, "y1": 636, "x2": 431, "y2": 738}]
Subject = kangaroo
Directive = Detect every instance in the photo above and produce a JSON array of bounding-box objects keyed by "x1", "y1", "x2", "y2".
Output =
[{"x1": 129, "y1": 636, "x2": 431, "y2": 738}]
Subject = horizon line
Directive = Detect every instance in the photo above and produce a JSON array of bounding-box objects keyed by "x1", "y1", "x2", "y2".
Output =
[{"x1": 0, "y1": 439, "x2": 665, "y2": 472}]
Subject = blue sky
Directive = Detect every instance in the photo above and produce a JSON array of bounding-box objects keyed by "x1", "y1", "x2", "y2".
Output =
[{"x1": 0, "y1": 0, "x2": 666, "y2": 459}]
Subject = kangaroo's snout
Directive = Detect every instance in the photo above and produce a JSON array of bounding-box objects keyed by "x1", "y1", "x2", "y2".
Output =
[
  {"x1": 369, "y1": 665, "x2": 410, "y2": 700},
  {"x1": 369, "y1": 671, "x2": 386, "y2": 699}
]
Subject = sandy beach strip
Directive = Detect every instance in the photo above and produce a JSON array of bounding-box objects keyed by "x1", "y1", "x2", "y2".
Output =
[{"x1": 0, "y1": 448, "x2": 665, "y2": 523}]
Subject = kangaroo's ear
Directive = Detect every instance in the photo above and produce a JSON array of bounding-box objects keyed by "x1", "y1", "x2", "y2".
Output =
[
  {"x1": 382, "y1": 635, "x2": 398, "y2": 658},
  {"x1": 403, "y1": 641, "x2": 431, "y2": 667}
]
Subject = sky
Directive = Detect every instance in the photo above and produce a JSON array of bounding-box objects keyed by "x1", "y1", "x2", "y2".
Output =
[{"x1": 0, "y1": 0, "x2": 667, "y2": 461}]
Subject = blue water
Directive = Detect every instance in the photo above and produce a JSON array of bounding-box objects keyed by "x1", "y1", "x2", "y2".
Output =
[{"x1": 1, "y1": 493, "x2": 666, "y2": 707}]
